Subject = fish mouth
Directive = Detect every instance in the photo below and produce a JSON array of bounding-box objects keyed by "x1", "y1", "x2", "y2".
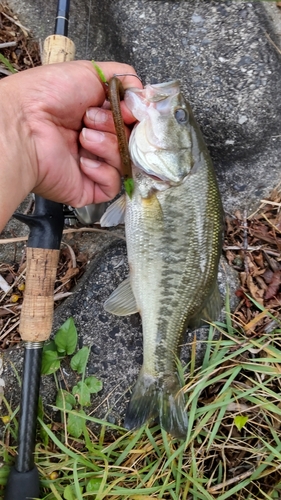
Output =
[
  {"x1": 126, "y1": 80, "x2": 180, "y2": 103},
  {"x1": 149, "y1": 174, "x2": 164, "y2": 181},
  {"x1": 125, "y1": 80, "x2": 181, "y2": 122},
  {"x1": 134, "y1": 161, "x2": 186, "y2": 185},
  {"x1": 133, "y1": 160, "x2": 169, "y2": 182}
]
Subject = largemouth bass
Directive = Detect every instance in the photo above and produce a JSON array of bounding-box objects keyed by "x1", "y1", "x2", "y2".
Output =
[{"x1": 100, "y1": 80, "x2": 223, "y2": 439}]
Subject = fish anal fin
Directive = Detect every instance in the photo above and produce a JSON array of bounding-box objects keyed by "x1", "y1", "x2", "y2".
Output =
[
  {"x1": 100, "y1": 194, "x2": 126, "y2": 227},
  {"x1": 104, "y1": 277, "x2": 138, "y2": 316},
  {"x1": 188, "y1": 282, "x2": 221, "y2": 330}
]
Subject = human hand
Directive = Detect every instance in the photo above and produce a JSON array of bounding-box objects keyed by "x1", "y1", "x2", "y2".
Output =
[{"x1": 0, "y1": 60, "x2": 142, "y2": 229}]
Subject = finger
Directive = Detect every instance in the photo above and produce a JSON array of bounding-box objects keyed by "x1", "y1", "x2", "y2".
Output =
[
  {"x1": 79, "y1": 127, "x2": 125, "y2": 173},
  {"x1": 79, "y1": 158, "x2": 121, "y2": 204},
  {"x1": 83, "y1": 108, "x2": 132, "y2": 136},
  {"x1": 18, "y1": 62, "x2": 107, "y2": 127},
  {"x1": 14, "y1": 61, "x2": 142, "y2": 130}
]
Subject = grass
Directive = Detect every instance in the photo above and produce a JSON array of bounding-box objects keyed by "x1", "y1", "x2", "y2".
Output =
[{"x1": 1, "y1": 304, "x2": 281, "y2": 499}]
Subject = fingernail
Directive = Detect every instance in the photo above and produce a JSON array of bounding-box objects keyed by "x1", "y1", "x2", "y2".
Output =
[
  {"x1": 86, "y1": 108, "x2": 108, "y2": 123},
  {"x1": 80, "y1": 157, "x2": 102, "y2": 169},
  {"x1": 82, "y1": 128, "x2": 105, "y2": 142}
]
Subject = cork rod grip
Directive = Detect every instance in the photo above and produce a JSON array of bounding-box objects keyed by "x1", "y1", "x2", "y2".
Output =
[
  {"x1": 43, "y1": 34, "x2": 75, "y2": 64},
  {"x1": 19, "y1": 248, "x2": 60, "y2": 342}
]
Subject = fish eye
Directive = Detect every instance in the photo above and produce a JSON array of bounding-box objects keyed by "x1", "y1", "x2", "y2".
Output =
[{"x1": 175, "y1": 108, "x2": 188, "y2": 124}]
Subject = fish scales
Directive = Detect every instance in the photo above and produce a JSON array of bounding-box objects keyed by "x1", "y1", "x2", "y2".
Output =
[
  {"x1": 101, "y1": 80, "x2": 223, "y2": 438},
  {"x1": 126, "y1": 156, "x2": 221, "y2": 376}
]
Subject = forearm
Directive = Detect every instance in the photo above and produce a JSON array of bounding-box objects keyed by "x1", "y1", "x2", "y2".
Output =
[{"x1": 0, "y1": 77, "x2": 36, "y2": 232}]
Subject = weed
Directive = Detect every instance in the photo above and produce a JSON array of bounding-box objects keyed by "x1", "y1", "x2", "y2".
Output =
[
  {"x1": 41, "y1": 317, "x2": 102, "y2": 440},
  {"x1": 1, "y1": 311, "x2": 281, "y2": 499}
]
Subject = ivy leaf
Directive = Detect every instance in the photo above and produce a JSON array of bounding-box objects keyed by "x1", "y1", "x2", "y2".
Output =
[
  {"x1": 43, "y1": 339, "x2": 57, "y2": 352},
  {"x1": 67, "y1": 409, "x2": 86, "y2": 438},
  {"x1": 56, "y1": 390, "x2": 76, "y2": 411},
  {"x1": 72, "y1": 381, "x2": 91, "y2": 406},
  {"x1": 70, "y1": 346, "x2": 89, "y2": 374},
  {"x1": 54, "y1": 317, "x2": 77, "y2": 355},
  {"x1": 234, "y1": 415, "x2": 248, "y2": 431},
  {"x1": 85, "y1": 376, "x2": 103, "y2": 394},
  {"x1": 41, "y1": 350, "x2": 60, "y2": 375},
  {"x1": 86, "y1": 478, "x2": 103, "y2": 493}
]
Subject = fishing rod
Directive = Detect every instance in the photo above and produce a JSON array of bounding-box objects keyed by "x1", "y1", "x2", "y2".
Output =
[{"x1": 4, "y1": 1, "x2": 75, "y2": 498}]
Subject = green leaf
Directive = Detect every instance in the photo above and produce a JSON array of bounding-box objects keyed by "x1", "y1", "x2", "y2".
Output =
[
  {"x1": 43, "y1": 339, "x2": 57, "y2": 352},
  {"x1": 56, "y1": 390, "x2": 76, "y2": 411},
  {"x1": 54, "y1": 317, "x2": 78, "y2": 355},
  {"x1": 92, "y1": 61, "x2": 107, "y2": 83},
  {"x1": 86, "y1": 478, "x2": 103, "y2": 492},
  {"x1": 0, "y1": 53, "x2": 17, "y2": 73},
  {"x1": 41, "y1": 350, "x2": 60, "y2": 375},
  {"x1": 124, "y1": 177, "x2": 134, "y2": 198},
  {"x1": 85, "y1": 376, "x2": 103, "y2": 394},
  {"x1": 63, "y1": 484, "x2": 75, "y2": 500},
  {"x1": 234, "y1": 415, "x2": 249, "y2": 431},
  {"x1": 72, "y1": 381, "x2": 91, "y2": 406},
  {"x1": 70, "y1": 346, "x2": 89, "y2": 374},
  {"x1": 67, "y1": 409, "x2": 86, "y2": 438}
]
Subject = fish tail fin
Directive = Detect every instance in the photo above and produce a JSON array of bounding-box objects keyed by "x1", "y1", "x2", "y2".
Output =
[
  {"x1": 159, "y1": 373, "x2": 188, "y2": 439},
  {"x1": 124, "y1": 370, "x2": 158, "y2": 431},
  {"x1": 124, "y1": 370, "x2": 188, "y2": 440}
]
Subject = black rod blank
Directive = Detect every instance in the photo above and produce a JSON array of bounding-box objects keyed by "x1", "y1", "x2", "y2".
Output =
[
  {"x1": 16, "y1": 346, "x2": 43, "y2": 472},
  {"x1": 55, "y1": 0, "x2": 70, "y2": 36}
]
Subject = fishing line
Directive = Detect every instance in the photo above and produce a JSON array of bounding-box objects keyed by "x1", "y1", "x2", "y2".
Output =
[
  {"x1": 113, "y1": 73, "x2": 143, "y2": 84},
  {"x1": 85, "y1": 0, "x2": 92, "y2": 59}
]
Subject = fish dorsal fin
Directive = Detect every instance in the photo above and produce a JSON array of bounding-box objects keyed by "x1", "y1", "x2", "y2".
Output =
[
  {"x1": 100, "y1": 194, "x2": 126, "y2": 227},
  {"x1": 104, "y1": 277, "x2": 139, "y2": 316},
  {"x1": 188, "y1": 282, "x2": 221, "y2": 330}
]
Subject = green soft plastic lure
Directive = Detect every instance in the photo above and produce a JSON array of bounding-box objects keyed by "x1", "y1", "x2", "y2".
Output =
[{"x1": 92, "y1": 61, "x2": 107, "y2": 83}]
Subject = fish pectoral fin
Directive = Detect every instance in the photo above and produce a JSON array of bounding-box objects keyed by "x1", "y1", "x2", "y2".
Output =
[
  {"x1": 125, "y1": 370, "x2": 188, "y2": 440},
  {"x1": 104, "y1": 277, "x2": 138, "y2": 316},
  {"x1": 100, "y1": 194, "x2": 126, "y2": 227},
  {"x1": 188, "y1": 282, "x2": 221, "y2": 330}
]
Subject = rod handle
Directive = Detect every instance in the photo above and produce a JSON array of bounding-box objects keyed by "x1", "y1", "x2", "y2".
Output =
[
  {"x1": 19, "y1": 248, "x2": 60, "y2": 342},
  {"x1": 43, "y1": 34, "x2": 75, "y2": 64},
  {"x1": 4, "y1": 466, "x2": 39, "y2": 500}
]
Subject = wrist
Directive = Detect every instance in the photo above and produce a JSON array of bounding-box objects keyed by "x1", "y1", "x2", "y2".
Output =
[{"x1": 0, "y1": 76, "x2": 37, "y2": 231}]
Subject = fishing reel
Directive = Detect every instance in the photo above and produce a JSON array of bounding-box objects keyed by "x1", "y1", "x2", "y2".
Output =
[{"x1": 63, "y1": 202, "x2": 107, "y2": 226}]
